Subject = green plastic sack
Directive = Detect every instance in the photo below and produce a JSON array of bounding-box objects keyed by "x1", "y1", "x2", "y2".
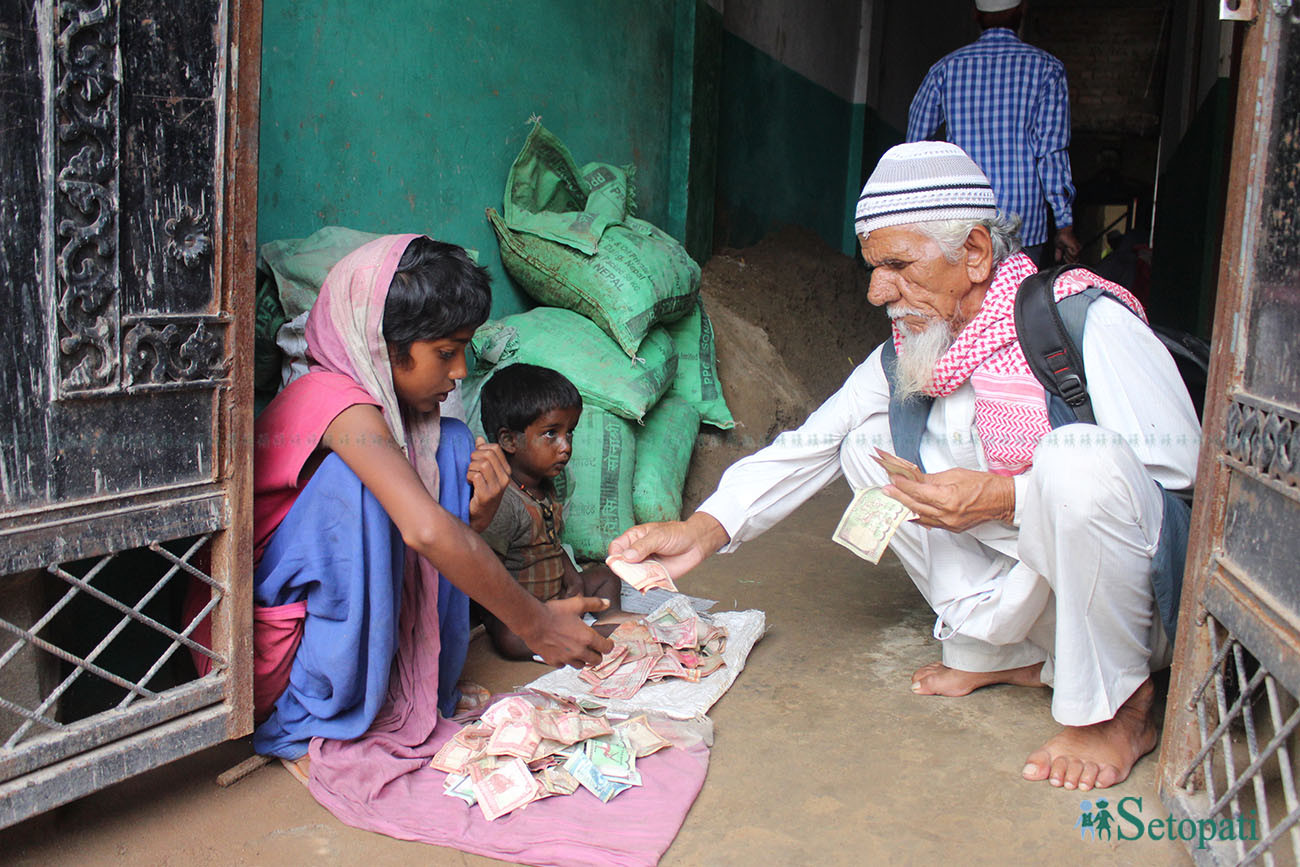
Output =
[
  {"x1": 259, "y1": 226, "x2": 384, "y2": 318},
  {"x1": 491, "y1": 209, "x2": 699, "y2": 358},
  {"x1": 665, "y1": 299, "x2": 735, "y2": 429},
  {"x1": 554, "y1": 407, "x2": 636, "y2": 561},
  {"x1": 503, "y1": 124, "x2": 631, "y2": 256},
  {"x1": 491, "y1": 125, "x2": 700, "y2": 358},
  {"x1": 260, "y1": 225, "x2": 480, "y2": 320},
  {"x1": 461, "y1": 308, "x2": 677, "y2": 431},
  {"x1": 632, "y1": 394, "x2": 701, "y2": 523},
  {"x1": 253, "y1": 270, "x2": 288, "y2": 394}
]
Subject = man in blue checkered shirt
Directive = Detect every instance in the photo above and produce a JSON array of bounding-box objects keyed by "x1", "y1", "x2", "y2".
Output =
[{"x1": 906, "y1": 0, "x2": 1081, "y2": 264}]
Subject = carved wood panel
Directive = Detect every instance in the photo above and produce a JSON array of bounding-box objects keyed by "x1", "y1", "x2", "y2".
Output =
[{"x1": 2, "y1": 0, "x2": 230, "y2": 521}]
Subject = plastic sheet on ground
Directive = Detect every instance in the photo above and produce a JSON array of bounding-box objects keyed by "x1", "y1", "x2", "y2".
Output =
[
  {"x1": 525, "y1": 608, "x2": 766, "y2": 720},
  {"x1": 619, "y1": 584, "x2": 716, "y2": 615}
]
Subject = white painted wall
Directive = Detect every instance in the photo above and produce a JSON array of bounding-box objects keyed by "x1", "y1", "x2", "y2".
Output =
[{"x1": 719, "y1": 0, "x2": 873, "y2": 104}]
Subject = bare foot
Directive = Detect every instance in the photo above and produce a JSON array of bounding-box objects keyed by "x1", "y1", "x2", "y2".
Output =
[
  {"x1": 910, "y1": 660, "x2": 1045, "y2": 696},
  {"x1": 1021, "y1": 678, "x2": 1158, "y2": 791},
  {"x1": 280, "y1": 754, "x2": 310, "y2": 788}
]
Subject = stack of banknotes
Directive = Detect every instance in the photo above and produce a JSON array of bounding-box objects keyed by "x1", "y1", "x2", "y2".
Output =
[
  {"x1": 578, "y1": 596, "x2": 728, "y2": 700},
  {"x1": 432, "y1": 693, "x2": 674, "y2": 820},
  {"x1": 606, "y1": 555, "x2": 678, "y2": 593}
]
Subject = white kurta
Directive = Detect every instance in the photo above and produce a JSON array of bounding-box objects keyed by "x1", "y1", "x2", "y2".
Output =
[{"x1": 699, "y1": 297, "x2": 1201, "y2": 725}]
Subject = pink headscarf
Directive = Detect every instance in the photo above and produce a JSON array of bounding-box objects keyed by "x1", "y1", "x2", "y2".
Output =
[
  {"x1": 302, "y1": 234, "x2": 448, "y2": 770},
  {"x1": 304, "y1": 232, "x2": 441, "y2": 497}
]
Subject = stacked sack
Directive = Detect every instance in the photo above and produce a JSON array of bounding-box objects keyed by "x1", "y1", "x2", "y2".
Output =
[{"x1": 471, "y1": 123, "x2": 734, "y2": 561}]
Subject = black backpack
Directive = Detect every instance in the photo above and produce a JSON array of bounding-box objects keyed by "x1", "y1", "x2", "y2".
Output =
[{"x1": 1013, "y1": 264, "x2": 1210, "y2": 426}]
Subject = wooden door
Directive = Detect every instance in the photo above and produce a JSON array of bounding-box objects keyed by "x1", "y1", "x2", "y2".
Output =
[
  {"x1": 1158, "y1": 5, "x2": 1300, "y2": 864},
  {"x1": 0, "y1": 0, "x2": 257, "y2": 826}
]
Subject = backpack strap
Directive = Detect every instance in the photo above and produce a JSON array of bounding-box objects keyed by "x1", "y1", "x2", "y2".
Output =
[
  {"x1": 880, "y1": 339, "x2": 933, "y2": 470},
  {"x1": 1014, "y1": 264, "x2": 1097, "y2": 425}
]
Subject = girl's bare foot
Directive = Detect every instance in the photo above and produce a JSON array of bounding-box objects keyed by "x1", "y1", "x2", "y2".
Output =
[{"x1": 910, "y1": 660, "x2": 1046, "y2": 696}]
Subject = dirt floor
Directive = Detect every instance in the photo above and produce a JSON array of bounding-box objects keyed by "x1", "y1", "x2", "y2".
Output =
[{"x1": 0, "y1": 229, "x2": 1192, "y2": 865}]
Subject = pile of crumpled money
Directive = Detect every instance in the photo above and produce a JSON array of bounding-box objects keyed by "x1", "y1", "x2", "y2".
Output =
[
  {"x1": 578, "y1": 597, "x2": 728, "y2": 700},
  {"x1": 433, "y1": 693, "x2": 674, "y2": 821}
]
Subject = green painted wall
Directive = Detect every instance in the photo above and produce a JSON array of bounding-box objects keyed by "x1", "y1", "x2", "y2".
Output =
[
  {"x1": 257, "y1": 1, "x2": 690, "y2": 317},
  {"x1": 714, "y1": 31, "x2": 898, "y2": 257},
  {"x1": 1149, "y1": 78, "x2": 1233, "y2": 339}
]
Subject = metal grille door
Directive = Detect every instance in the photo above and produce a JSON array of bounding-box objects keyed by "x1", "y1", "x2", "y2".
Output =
[
  {"x1": 0, "y1": 0, "x2": 258, "y2": 827},
  {"x1": 1158, "y1": 5, "x2": 1300, "y2": 865}
]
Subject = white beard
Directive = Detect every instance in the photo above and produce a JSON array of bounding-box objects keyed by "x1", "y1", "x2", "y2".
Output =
[{"x1": 891, "y1": 309, "x2": 955, "y2": 402}]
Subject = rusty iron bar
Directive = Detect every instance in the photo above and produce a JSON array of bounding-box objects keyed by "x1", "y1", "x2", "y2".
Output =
[
  {"x1": 148, "y1": 537, "x2": 224, "y2": 591},
  {"x1": 0, "y1": 553, "x2": 117, "y2": 675},
  {"x1": 1179, "y1": 626, "x2": 1269, "y2": 789},
  {"x1": 1232, "y1": 642, "x2": 1275, "y2": 866},
  {"x1": 0, "y1": 618, "x2": 155, "y2": 702},
  {"x1": 1208, "y1": 705, "x2": 1300, "y2": 829},
  {"x1": 0, "y1": 695, "x2": 62, "y2": 732},
  {"x1": 45, "y1": 558, "x2": 222, "y2": 664},
  {"x1": 1190, "y1": 614, "x2": 1243, "y2": 708},
  {"x1": 1263, "y1": 675, "x2": 1300, "y2": 858},
  {"x1": 1210, "y1": 624, "x2": 1249, "y2": 865},
  {"x1": 3, "y1": 542, "x2": 213, "y2": 743},
  {"x1": 1, "y1": 581, "x2": 175, "y2": 747},
  {"x1": 117, "y1": 590, "x2": 226, "y2": 710},
  {"x1": 1239, "y1": 803, "x2": 1300, "y2": 867}
]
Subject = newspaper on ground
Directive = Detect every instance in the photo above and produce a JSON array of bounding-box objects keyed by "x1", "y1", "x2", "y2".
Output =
[{"x1": 832, "y1": 485, "x2": 916, "y2": 564}]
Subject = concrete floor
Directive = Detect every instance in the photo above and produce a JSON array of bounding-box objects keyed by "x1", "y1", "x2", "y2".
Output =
[{"x1": 1, "y1": 484, "x2": 1191, "y2": 865}]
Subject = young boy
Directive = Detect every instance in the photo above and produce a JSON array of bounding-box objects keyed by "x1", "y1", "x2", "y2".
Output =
[{"x1": 478, "y1": 363, "x2": 624, "y2": 659}]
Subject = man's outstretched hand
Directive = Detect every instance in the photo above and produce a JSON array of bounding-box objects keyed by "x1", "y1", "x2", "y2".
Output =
[
  {"x1": 607, "y1": 512, "x2": 730, "y2": 580},
  {"x1": 884, "y1": 467, "x2": 1015, "y2": 533},
  {"x1": 518, "y1": 595, "x2": 614, "y2": 668}
]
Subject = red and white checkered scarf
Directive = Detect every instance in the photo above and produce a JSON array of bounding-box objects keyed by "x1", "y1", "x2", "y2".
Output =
[{"x1": 893, "y1": 252, "x2": 1147, "y2": 475}]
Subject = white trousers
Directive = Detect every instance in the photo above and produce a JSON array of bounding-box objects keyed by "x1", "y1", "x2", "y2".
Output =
[{"x1": 846, "y1": 423, "x2": 1172, "y2": 726}]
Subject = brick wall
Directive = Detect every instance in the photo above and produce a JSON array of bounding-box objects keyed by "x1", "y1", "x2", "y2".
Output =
[{"x1": 1026, "y1": 0, "x2": 1171, "y2": 137}]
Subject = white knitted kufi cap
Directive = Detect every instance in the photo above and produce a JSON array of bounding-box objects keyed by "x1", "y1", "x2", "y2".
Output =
[
  {"x1": 855, "y1": 141, "x2": 997, "y2": 237},
  {"x1": 975, "y1": 0, "x2": 1021, "y2": 11}
]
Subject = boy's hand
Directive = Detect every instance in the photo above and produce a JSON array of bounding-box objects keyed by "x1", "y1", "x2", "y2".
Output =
[
  {"x1": 519, "y1": 596, "x2": 614, "y2": 667},
  {"x1": 467, "y1": 436, "x2": 511, "y2": 532}
]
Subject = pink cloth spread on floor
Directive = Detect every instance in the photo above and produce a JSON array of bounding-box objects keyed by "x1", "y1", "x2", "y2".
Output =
[{"x1": 308, "y1": 716, "x2": 710, "y2": 866}]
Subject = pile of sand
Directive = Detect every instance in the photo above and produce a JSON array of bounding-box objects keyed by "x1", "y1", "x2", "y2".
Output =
[{"x1": 683, "y1": 227, "x2": 892, "y2": 511}]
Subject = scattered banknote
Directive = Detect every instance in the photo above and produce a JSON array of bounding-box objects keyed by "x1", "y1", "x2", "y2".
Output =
[
  {"x1": 832, "y1": 485, "x2": 917, "y2": 564},
  {"x1": 615, "y1": 715, "x2": 673, "y2": 758},
  {"x1": 434, "y1": 694, "x2": 674, "y2": 819},
  {"x1": 537, "y1": 764, "x2": 581, "y2": 796},
  {"x1": 563, "y1": 750, "x2": 631, "y2": 803},
  {"x1": 606, "y1": 556, "x2": 678, "y2": 594},
  {"x1": 443, "y1": 772, "x2": 477, "y2": 806},
  {"x1": 589, "y1": 654, "x2": 658, "y2": 700},
  {"x1": 486, "y1": 718, "x2": 542, "y2": 760},
  {"x1": 473, "y1": 757, "x2": 540, "y2": 821}
]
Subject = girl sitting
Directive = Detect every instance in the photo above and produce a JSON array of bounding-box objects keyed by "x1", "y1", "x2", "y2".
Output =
[{"x1": 249, "y1": 234, "x2": 612, "y2": 765}]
